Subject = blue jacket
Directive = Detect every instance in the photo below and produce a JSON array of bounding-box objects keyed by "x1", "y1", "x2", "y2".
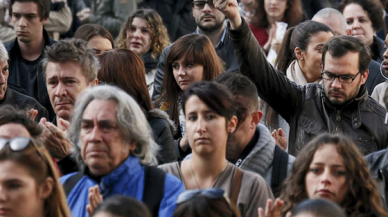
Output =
[{"x1": 60, "y1": 155, "x2": 184, "y2": 217}]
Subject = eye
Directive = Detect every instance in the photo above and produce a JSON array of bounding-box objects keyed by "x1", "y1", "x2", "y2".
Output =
[
  {"x1": 12, "y1": 14, "x2": 21, "y2": 19},
  {"x1": 186, "y1": 63, "x2": 194, "y2": 68},
  {"x1": 334, "y1": 170, "x2": 346, "y2": 176},
  {"x1": 346, "y1": 20, "x2": 353, "y2": 25},
  {"x1": 48, "y1": 80, "x2": 58, "y2": 86},
  {"x1": 142, "y1": 29, "x2": 149, "y2": 34},
  {"x1": 187, "y1": 115, "x2": 197, "y2": 121},
  {"x1": 206, "y1": 114, "x2": 216, "y2": 120},
  {"x1": 81, "y1": 123, "x2": 92, "y2": 130},
  {"x1": 66, "y1": 80, "x2": 76, "y2": 85},
  {"x1": 309, "y1": 167, "x2": 322, "y2": 174},
  {"x1": 130, "y1": 27, "x2": 136, "y2": 32},
  {"x1": 172, "y1": 63, "x2": 180, "y2": 70}
]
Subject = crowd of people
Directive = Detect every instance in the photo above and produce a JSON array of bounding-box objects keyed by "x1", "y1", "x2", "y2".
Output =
[{"x1": 1, "y1": 0, "x2": 388, "y2": 216}]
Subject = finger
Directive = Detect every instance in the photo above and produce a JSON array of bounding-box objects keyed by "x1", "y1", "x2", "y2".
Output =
[
  {"x1": 86, "y1": 204, "x2": 93, "y2": 216},
  {"x1": 278, "y1": 128, "x2": 284, "y2": 136},
  {"x1": 265, "y1": 199, "x2": 273, "y2": 216},
  {"x1": 258, "y1": 207, "x2": 265, "y2": 217},
  {"x1": 45, "y1": 122, "x2": 65, "y2": 137},
  {"x1": 285, "y1": 211, "x2": 292, "y2": 217},
  {"x1": 58, "y1": 118, "x2": 70, "y2": 131},
  {"x1": 39, "y1": 117, "x2": 47, "y2": 125}
]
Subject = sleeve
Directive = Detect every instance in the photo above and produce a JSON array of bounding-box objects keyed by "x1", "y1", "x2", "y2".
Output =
[
  {"x1": 227, "y1": 18, "x2": 305, "y2": 122},
  {"x1": 154, "y1": 120, "x2": 178, "y2": 164},
  {"x1": 88, "y1": 0, "x2": 136, "y2": 38},
  {"x1": 371, "y1": 84, "x2": 382, "y2": 103},
  {"x1": 152, "y1": 45, "x2": 172, "y2": 103},
  {"x1": 158, "y1": 173, "x2": 185, "y2": 217},
  {"x1": 45, "y1": 0, "x2": 72, "y2": 33}
]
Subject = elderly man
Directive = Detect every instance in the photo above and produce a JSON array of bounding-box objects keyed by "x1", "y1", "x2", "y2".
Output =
[
  {"x1": 40, "y1": 38, "x2": 98, "y2": 173},
  {"x1": 61, "y1": 85, "x2": 184, "y2": 217},
  {"x1": 215, "y1": 0, "x2": 388, "y2": 156},
  {"x1": 0, "y1": 41, "x2": 48, "y2": 120}
]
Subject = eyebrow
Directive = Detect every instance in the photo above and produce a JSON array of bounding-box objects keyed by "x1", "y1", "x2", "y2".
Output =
[
  {"x1": 322, "y1": 70, "x2": 356, "y2": 77},
  {"x1": 81, "y1": 119, "x2": 116, "y2": 125},
  {"x1": 311, "y1": 162, "x2": 345, "y2": 167},
  {"x1": 12, "y1": 12, "x2": 38, "y2": 16}
]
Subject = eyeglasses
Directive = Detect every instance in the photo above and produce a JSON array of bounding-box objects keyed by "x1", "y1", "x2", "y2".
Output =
[
  {"x1": 176, "y1": 188, "x2": 236, "y2": 216},
  {"x1": 0, "y1": 137, "x2": 45, "y2": 162},
  {"x1": 321, "y1": 71, "x2": 361, "y2": 84},
  {"x1": 192, "y1": 1, "x2": 215, "y2": 9}
]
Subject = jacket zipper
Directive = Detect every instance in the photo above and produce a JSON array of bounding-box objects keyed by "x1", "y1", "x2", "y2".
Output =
[{"x1": 335, "y1": 110, "x2": 341, "y2": 133}]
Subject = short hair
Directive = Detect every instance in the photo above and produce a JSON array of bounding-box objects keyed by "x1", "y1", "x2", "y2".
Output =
[
  {"x1": 214, "y1": 72, "x2": 258, "y2": 128},
  {"x1": 181, "y1": 81, "x2": 236, "y2": 123},
  {"x1": 116, "y1": 9, "x2": 170, "y2": 58},
  {"x1": 338, "y1": 0, "x2": 384, "y2": 32},
  {"x1": 312, "y1": 8, "x2": 348, "y2": 32},
  {"x1": 42, "y1": 38, "x2": 100, "y2": 83},
  {"x1": 73, "y1": 24, "x2": 115, "y2": 49},
  {"x1": 280, "y1": 133, "x2": 386, "y2": 216},
  {"x1": 0, "y1": 137, "x2": 71, "y2": 217},
  {"x1": 0, "y1": 41, "x2": 8, "y2": 62},
  {"x1": 98, "y1": 49, "x2": 153, "y2": 112},
  {"x1": 291, "y1": 199, "x2": 346, "y2": 217},
  {"x1": 322, "y1": 36, "x2": 371, "y2": 74},
  {"x1": 9, "y1": 0, "x2": 50, "y2": 20},
  {"x1": 68, "y1": 85, "x2": 158, "y2": 166},
  {"x1": 0, "y1": 105, "x2": 42, "y2": 138},
  {"x1": 92, "y1": 195, "x2": 152, "y2": 217}
]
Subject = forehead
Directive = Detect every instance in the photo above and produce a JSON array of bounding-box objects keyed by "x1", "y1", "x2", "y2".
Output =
[
  {"x1": 0, "y1": 160, "x2": 34, "y2": 181},
  {"x1": 185, "y1": 95, "x2": 210, "y2": 113},
  {"x1": 311, "y1": 144, "x2": 344, "y2": 165},
  {"x1": 323, "y1": 51, "x2": 359, "y2": 75},
  {"x1": 308, "y1": 31, "x2": 333, "y2": 46},
  {"x1": 12, "y1": 1, "x2": 39, "y2": 14},
  {"x1": 314, "y1": 17, "x2": 346, "y2": 36},
  {"x1": 83, "y1": 99, "x2": 118, "y2": 120},
  {"x1": 0, "y1": 61, "x2": 8, "y2": 68},
  {"x1": 45, "y1": 61, "x2": 86, "y2": 80},
  {"x1": 131, "y1": 17, "x2": 149, "y2": 27},
  {"x1": 0, "y1": 123, "x2": 31, "y2": 139},
  {"x1": 343, "y1": 3, "x2": 368, "y2": 18}
]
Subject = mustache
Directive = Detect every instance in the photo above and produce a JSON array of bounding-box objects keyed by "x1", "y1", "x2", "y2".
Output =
[
  {"x1": 328, "y1": 88, "x2": 345, "y2": 96},
  {"x1": 201, "y1": 13, "x2": 216, "y2": 19}
]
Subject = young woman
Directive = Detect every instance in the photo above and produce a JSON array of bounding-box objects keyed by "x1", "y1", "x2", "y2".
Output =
[
  {"x1": 98, "y1": 49, "x2": 178, "y2": 164},
  {"x1": 159, "y1": 81, "x2": 274, "y2": 217},
  {"x1": 0, "y1": 137, "x2": 71, "y2": 217},
  {"x1": 339, "y1": 0, "x2": 385, "y2": 63},
  {"x1": 73, "y1": 24, "x2": 115, "y2": 56},
  {"x1": 116, "y1": 9, "x2": 170, "y2": 96},
  {"x1": 155, "y1": 34, "x2": 223, "y2": 156}
]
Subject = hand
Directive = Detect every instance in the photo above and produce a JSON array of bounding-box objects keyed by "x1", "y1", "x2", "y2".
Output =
[
  {"x1": 86, "y1": 185, "x2": 103, "y2": 216},
  {"x1": 179, "y1": 134, "x2": 190, "y2": 152},
  {"x1": 271, "y1": 38, "x2": 282, "y2": 54},
  {"x1": 213, "y1": 0, "x2": 241, "y2": 29},
  {"x1": 39, "y1": 118, "x2": 73, "y2": 160},
  {"x1": 26, "y1": 109, "x2": 38, "y2": 121},
  {"x1": 76, "y1": 8, "x2": 91, "y2": 22},
  {"x1": 258, "y1": 198, "x2": 284, "y2": 217},
  {"x1": 272, "y1": 128, "x2": 287, "y2": 151},
  {"x1": 263, "y1": 23, "x2": 277, "y2": 52}
]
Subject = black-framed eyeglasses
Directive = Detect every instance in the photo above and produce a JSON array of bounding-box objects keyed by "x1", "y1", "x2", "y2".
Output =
[
  {"x1": 321, "y1": 71, "x2": 361, "y2": 84},
  {"x1": 176, "y1": 188, "x2": 236, "y2": 216},
  {"x1": 0, "y1": 137, "x2": 45, "y2": 162},
  {"x1": 192, "y1": 0, "x2": 215, "y2": 9}
]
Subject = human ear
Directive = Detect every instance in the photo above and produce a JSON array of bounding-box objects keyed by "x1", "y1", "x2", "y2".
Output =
[
  {"x1": 294, "y1": 47, "x2": 304, "y2": 61},
  {"x1": 41, "y1": 17, "x2": 48, "y2": 25},
  {"x1": 251, "y1": 111, "x2": 263, "y2": 127},
  {"x1": 228, "y1": 116, "x2": 238, "y2": 133},
  {"x1": 39, "y1": 177, "x2": 54, "y2": 200},
  {"x1": 360, "y1": 69, "x2": 369, "y2": 85},
  {"x1": 89, "y1": 78, "x2": 99, "y2": 87}
]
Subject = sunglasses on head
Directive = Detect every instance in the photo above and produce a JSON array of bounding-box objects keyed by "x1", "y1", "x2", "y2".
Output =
[{"x1": 0, "y1": 137, "x2": 45, "y2": 161}]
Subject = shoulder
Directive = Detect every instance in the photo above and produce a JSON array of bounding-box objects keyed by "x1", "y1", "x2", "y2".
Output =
[
  {"x1": 148, "y1": 109, "x2": 175, "y2": 132},
  {"x1": 4, "y1": 40, "x2": 15, "y2": 51},
  {"x1": 365, "y1": 96, "x2": 387, "y2": 117},
  {"x1": 59, "y1": 171, "x2": 79, "y2": 184},
  {"x1": 158, "y1": 162, "x2": 180, "y2": 177}
]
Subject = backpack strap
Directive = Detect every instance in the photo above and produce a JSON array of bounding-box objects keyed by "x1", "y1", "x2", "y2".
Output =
[
  {"x1": 143, "y1": 165, "x2": 166, "y2": 217},
  {"x1": 63, "y1": 171, "x2": 84, "y2": 196},
  {"x1": 229, "y1": 167, "x2": 243, "y2": 206},
  {"x1": 271, "y1": 145, "x2": 289, "y2": 197}
]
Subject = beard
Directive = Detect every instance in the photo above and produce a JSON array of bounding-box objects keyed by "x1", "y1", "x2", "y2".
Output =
[{"x1": 196, "y1": 16, "x2": 225, "y2": 34}]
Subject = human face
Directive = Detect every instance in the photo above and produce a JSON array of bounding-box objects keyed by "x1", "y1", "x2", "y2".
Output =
[
  {"x1": 299, "y1": 31, "x2": 333, "y2": 81},
  {"x1": 11, "y1": 2, "x2": 47, "y2": 44},
  {"x1": 312, "y1": 16, "x2": 347, "y2": 36},
  {"x1": 81, "y1": 99, "x2": 136, "y2": 176},
  {"x1": 264, "y1": 0, "x2": 287, "y2": 22},
  {"x1": 0, "y1": 123, "x2": 31, "y2": 139},
  {"x1": 0, "y1": 160, "x2": 48, "y2": 217},
  {"x1": 323, "y1": 51, "x2": 368, "y2": 105},
  {"x1": 0, "y1": 61, "x2": 9, "y2": 100},
  {"x1": 87, "y1": 36, "x2": 113, "y2": 56},
  {"x1": 172, "y1": 54, "x2": 204, "y2": 91},
  {"x1": 126, "y1": 17, "x2": 152, "y2": 56},
  {"x1": 185, "y1": 95, "x2": 230, "y2": 157},
  {"x1": 382, "y1": 34, "x2": 388, "y2": 74},
  {"x1": 46, "y1": 61, "x2": 97, "y2": 121},
  {"x1": 343, "y1": 3, "x2": 375, "y2": 46},
  {"x1": 192, "y1": 1, "x2": 226, "y2": 33},
  {"x1": 305, "y1": 144, "x2": 348, "y2": 204}
]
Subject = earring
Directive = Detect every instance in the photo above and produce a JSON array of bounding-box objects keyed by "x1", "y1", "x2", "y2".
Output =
[
  {"x1": 300, "y1": 57, "x2": 304, "y2": 60},
  {"x1": 230, "y1": 131, "x2": 234, "y2": 134}
]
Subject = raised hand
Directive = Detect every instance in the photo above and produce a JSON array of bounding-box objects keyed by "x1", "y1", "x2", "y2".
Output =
[
  {"x1": 258, "y1": 198, "x2": 284, "y2": 217},
  {"x1": 213, "y1": 0, "x2": 242, "y2": 29},
  {"x1": 86, "y1": 185, "x2": 103, "y2": 216}
]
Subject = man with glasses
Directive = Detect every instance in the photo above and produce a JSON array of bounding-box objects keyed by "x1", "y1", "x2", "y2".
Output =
[{"x1": 215, "y1": 0, "x2": 388, "y2": 156}]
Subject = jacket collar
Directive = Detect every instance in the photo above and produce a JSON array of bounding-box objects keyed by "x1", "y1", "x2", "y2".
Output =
[{"x1": 8, "y1": 29, "x2": 55, "y2": 55}]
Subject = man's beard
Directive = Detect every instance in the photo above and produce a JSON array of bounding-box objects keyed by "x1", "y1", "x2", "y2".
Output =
[{"x1": 197, "y1": 19, "x2": 224, "y2": 34}]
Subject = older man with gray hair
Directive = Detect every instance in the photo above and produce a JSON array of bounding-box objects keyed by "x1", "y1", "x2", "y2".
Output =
[
  {"x1": 61, "y1": 85, "x2": 184, "y2": 217},
  {"x1": 312, "y1": 7, "x2": 386, "y2": 95}
]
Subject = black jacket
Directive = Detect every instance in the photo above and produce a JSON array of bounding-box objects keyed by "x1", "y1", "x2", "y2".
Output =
[
  {"x1": 366, "y1": 149, "x2": 388, "y2": 210},
  {"x1": 229, "y1": 19, "x2": 388, "y2": 156},
  {"x1": 366, "y1": 60, "x2": 386, "y2": 95},
  {"x1": 5, "y1": 30, "x2": 56, "y2": 121},
  {"x1": 1, "y1": 87, "x2": 48, "y2": 121}
]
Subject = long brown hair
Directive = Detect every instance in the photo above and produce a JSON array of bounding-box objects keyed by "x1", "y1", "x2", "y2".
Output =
[
  {"x1": 155, "y1": 34, "x2": 223, "y2": 129},
  {"x1": 0, "y1": 138, "x2": 71, "y2": 217},
  {"x1": 98, "y1": 49, "x2": 153, "y2": 112},
  {"x1": 280, "y1": 133, "x2": 387, "y2": 217}
]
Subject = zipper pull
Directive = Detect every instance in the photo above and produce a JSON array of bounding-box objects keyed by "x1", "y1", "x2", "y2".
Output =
[{"x1": 336, "y1": 110, "x2": 341, "y2": 122}]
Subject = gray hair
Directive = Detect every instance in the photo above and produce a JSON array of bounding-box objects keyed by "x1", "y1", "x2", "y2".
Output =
[
  {"x1": 0, "y1": 41, "x2": 8, "y2": 62},
  {"x1": 68, "y1": 85, "x2": 158, "y2": 166},
  {"x1": 312, "y1": 8, "x2": 348, "y2": 33},
  {"x1": 41, "y1": 38, "x2": 100, "y2": 82}
]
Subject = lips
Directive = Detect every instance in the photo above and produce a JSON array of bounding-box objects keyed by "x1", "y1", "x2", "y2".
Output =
[
  {"x1": 179, "y1": 80, "x2": 190, "y2": 86},
  {"x1": 317, "y1": 189, "x2": 334, "y2": 197},
  {"x1": 382, "y1": 61, "x2": 388, "y2": 70},
  {"x1": 328, "y1": 90, "x2": 344, "y2": 98},
  {"x1": 0, "y1": 208, "x2": 11, "y2": 215},
  {"x1": 195, "y1": 137, "x2": 210, "y2": 143}
]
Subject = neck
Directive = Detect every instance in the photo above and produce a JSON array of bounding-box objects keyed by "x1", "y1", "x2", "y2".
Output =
[
  {"x1": 299, "y1": 61, "x2": 320, "y2": 83},
  {"x1": 227, "y1": 130, "x2": 255, "y2": 162},
  {"x1": 198, "y1": 25, "x2": 225, "y2": 47},
  {"x1": 267, "y1": 15, "x2": 284, "y2": 26},
  {"x1": 18, "y1": 35, "x2": 45, "y2": 61},
  {"x1": 190, "y1": 154, "x2": 228, "y2": 183}
]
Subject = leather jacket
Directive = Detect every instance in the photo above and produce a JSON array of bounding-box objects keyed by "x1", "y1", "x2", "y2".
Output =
[{"x1": 228, "y1": 19, "x2": 388, "y2": 156}]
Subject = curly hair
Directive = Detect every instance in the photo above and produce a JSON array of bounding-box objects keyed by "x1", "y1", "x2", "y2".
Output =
[
  {"x1": 338, "y1": 0, "x2": 384, "y2": 32},
  {"x1": 251, "y1": 0, "x2": 304, "y2": 29},
  {"x1": 280, "y1": 133, "x2": 387, "y2": 217},
  {"x1": 116, "y1": 9, "x2": 170, "y2": 58}
]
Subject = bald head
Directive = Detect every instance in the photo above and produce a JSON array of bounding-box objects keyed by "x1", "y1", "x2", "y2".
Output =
[{"x1": 312, "y1": 8, "x2": 349, "y2": 36}]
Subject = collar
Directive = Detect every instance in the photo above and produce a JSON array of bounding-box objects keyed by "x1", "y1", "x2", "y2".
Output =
[
  {"x1": 286, "y1": 60, "x2": 322, "y2": 85},
  {"x1": 234, "y1": 128, "x2": 259, "y2": 166},
  {"x1": 8, "y1": 29, "x2": 54, "y2": 55},
  {"x1": 195, "y1": 25, "x2": 227, "y2": 50},
  {"x1": 0, "y1": 88, "x2": 10, "y2": 104}
]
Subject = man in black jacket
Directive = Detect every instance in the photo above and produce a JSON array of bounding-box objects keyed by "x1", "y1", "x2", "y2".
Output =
[{"x1": 216, "y1": 0, "x2": 388, "y2": 156}]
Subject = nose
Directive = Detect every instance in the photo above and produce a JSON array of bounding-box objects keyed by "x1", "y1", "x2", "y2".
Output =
[
  {"x1": 352, "y1": 19, "x2": 361, "y2": 29},
  {"x1": 203, "y1": 2, "x2": 212, "y2": 11},
  {"x1": 320, "y1": 169, "x2": 332, "y2": 185},
  {"x1": 88, "y1": 125, "x2": 102, "y2": 143},
  {"x1": 17, "y1": 16, "x2": 27, "y2": 27},
  {"x1": 133, "y1": 28, "x2": 141, "y2": 38},
  {"x1": 0, "y1": 186, "x2": 8, "y2": 202},
  {"x1": 0, "y1": 72, "x2": 6, "y2": 85},
  {"x1": 54, "y1": 82, "x2": 68, "y2": 97},
  {"x1": 384, "y1": 48, "x2": 388, "y2": 59},
  {"x1": 177, "y1": 66, "x2": 186, "y2": 76},
  {"x1": 196, "y1": 116, "x2": 206, "y2": 133},
  {"x1": 331, "y1": 77, "x2": 342, "y2": 89}
]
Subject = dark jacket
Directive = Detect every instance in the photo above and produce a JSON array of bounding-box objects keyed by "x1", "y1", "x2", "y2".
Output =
[
  {"x1": 366, "y1": 149, "x2": 388, "y2": 210},
  {"x1": 366, "y1": 60, "x2": 386, "y2": 95},
  {"x1": 151, "y1": 28, "x2": 240, "y2": 102},
  {"x1": 229, "y1": 19, "x2": 388, "y2": 156},
  {"x1": 371, "y1": 35, "x2": 385, "y2": 63},
  {"x1": 5, "y1": 30, "x2": 56, "y2": 120},
  {"x1": 147, "y1": 109, "x2": 178, "y2": 164},
  {"x1": 1, "y1": 88, "x2": 49, "y2": 121}
]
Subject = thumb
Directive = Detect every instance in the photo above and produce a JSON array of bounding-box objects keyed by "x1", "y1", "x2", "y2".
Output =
[{"x1": 278, "y1": 128, "x2": 284, "y2": 136}]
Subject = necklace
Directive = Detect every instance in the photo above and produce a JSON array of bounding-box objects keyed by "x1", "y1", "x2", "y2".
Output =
[{"x1": 189, "y1": 161, "x2": 228, "y2": 189}]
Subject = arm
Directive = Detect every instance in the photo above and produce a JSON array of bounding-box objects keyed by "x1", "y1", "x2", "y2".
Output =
[
  {"x1": 152, "y1": 45, "x2": 171, "y2": 103},
  {"x1": 158, "y1": 174, "x2": 185, "y2": 217},
  {"x1": 45, "y1": 0, "x2": 72, "y2": 33}
]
